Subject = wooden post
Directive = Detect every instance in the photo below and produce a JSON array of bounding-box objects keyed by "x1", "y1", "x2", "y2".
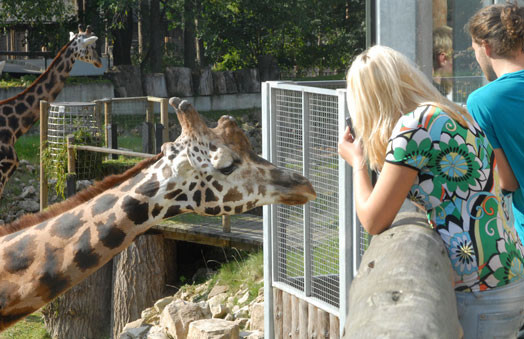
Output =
[
  {"x1": 291, "y1": 295, "x2": 300, "y2": 339},
  {"x1": 273, "y1": 288, "x2": 283, "y2": 339},
  {"x1": 65, "y1": 135, "x2": 77, "y2": 198},
  {"x1": 316, "y1": 308, "x2": 329, "y2": 338},
  {"x1": 155, "y1": 123, "x2": 164, "y2": 154},
  {"x1": 107, "y1": 124, "x2": 118, "y2": 160},
  {"x1": 146, "y1": 100, "x2": 155, "y2": 125},
  {"x1": 298, "y1": 299, "x2": 308, "y2": 337},
  {"x1": 104, "y1": 99, "x2": 112, "y2": 147},
  {"x1": 39, "y1": 100, "x2": 49, "y2": 211},
  {"x1": 344, "y1": 212, "x2": 461, "y2": 338},
  {"x1": 142, "y1": 122, "x2": 153, "y2": 154},
  {"x1": 222, "y1": 215, "x2": 231, "y2": 233},
  {"x1": 160, "y1": 98, "x2": 169, "y2": 143},
  {"x1": 282, "y1": 291, "x2": 292, "y2": 339}
]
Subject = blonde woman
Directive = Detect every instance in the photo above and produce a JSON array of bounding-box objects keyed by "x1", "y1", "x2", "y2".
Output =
[{"x1": 338, "y1": 45, "x2": 524, "y2": 338}]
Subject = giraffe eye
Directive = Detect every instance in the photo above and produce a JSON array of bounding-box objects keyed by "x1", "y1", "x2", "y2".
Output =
[{"x1": 219, "y1": 163, "x2": 237, "y2": 175}]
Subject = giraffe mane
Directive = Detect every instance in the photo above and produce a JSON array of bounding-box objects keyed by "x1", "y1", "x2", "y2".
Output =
[
  {"x1": 0, "y1": 153, "x2": 163, "y2": 237},
  {"x1": 0, "y1": 38, "x2": 76, "y2": 105}
]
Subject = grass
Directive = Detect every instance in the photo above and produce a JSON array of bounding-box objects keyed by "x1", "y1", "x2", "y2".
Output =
[
  {"x1": 0, "y1": 312, "x2": 51, "y2": 339},
  {"x1": 14, "y1": 134, "x2": 40, "y2": 164}
]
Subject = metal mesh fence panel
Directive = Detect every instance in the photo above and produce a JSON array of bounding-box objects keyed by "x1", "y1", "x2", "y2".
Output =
[
  {"x1": 47, "y1": 102, "x2": 102, "y2": 180},
  {"x1": 307, "y1": 92, "x2": 340, "y2": 307},
  {"x1": 273, "y1": 88, "x2": 306, "y2": 292}
]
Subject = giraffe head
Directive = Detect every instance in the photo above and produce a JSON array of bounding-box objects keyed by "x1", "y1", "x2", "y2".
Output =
[
  {"x1": 154, "y1": 97, "x2": 316, "y2": 216},
  {"x1": 68, "y1": 25, "x2": 102, "y2": 68}
]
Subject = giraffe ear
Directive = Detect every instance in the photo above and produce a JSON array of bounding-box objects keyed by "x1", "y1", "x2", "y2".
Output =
[
  {"x1": 82, "y1": 36, "x2": 98, "y2": 46},
  {"x1": 69, "y1": 32, "x2": 76, "y2": 41}
]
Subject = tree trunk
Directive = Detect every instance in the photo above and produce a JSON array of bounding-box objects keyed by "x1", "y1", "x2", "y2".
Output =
[
  {"x1": 111, "y1": 233, "x2": 168, "y2": 338},
  {"x1": 183, "y1": 0, "x2": 196, "y2": 69},
  {"x1": 112, "y1": 9, "x2": 134, "y2": 66},
  {"x1": 344, "y1": 212, "x2": 461, "y2": 338},
  {"x1": 42, "y1": 261, "x2": 113, "y2": 339},
  {"x1": 138, "y1": 0, "x2": 150, "y2": 57},
  {"x1": 149, "y1": 0, "x2": 163, "y2": 73}
]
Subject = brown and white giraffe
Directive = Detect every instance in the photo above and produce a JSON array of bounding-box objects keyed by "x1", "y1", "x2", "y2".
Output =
[
  {"x1": 0, "y1": 25, "x2": 102, "y2": 199},
  {"x1": 0, "y1": 97, "x2": 316, "y2": 331}
]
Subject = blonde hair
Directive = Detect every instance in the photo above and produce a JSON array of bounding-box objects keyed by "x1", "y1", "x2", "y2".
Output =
[
  {"x1": 433, "y1": 25, "x2": 453, "y2": 70},
  {"x1": 346, "y1": 45, "x2": 473, "y2": 171}
]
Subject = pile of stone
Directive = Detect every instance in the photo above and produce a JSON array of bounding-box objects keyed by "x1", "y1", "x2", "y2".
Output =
[{"x1": 119, "y1": 281, "x2": 264, "y2": 339}]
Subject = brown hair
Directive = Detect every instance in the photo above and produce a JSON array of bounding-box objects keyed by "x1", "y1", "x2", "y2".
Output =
[
  {"x1": 467, "y1": 2, "x2": 524, "y2": 57},
  {"x1": 0, "y1": 153, "x2": 163, "y2": 237}
]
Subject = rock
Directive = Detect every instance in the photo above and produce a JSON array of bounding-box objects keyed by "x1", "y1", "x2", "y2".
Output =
[
  {"x1": 233, "y1": 69, "x2": 260, "y2": 93},
  {"x1": 187, "y1": 319, "x2": 239, "y2": 339},
  {"x1": 234, "y1": 317, "x2": 248, "y2": 329},
  {"x1": 233, "y1": 306, "x2": 249, "y2": 320},
  {"x1": 243, "y1": 330, "x2": 264, "y2": 339},
  {"x1": 118, "y1": 323, "x2": 151, "y2": 339},
  {"x1": 208, "y1": 285, "x2": 229, "y2": 298},
  {"x1": 154, "y1": 296, "x2": 174, "y2": 314},
  {"x1": 141, "y1": 307, "x2": 159, "y2": 324},
  {"x1": 237, "y1": 291, "x2": 250, "y2": 305},
  {"x1": 197, "y1": 68, "x2": 214, "y2": 96},
  {"x1": 143, "y1": 73, "x2": 168, "y2": 98},
  {"x1": 165, "y1": 67, "x2": 194, "y2": 97},
  {"x1": 249, "y1": 303, "x2": 264, "y2": 332},
  {"x1": 146, "y1": 326, "x2": 170, "y2": 339},
  {"x1": 76, "y1": 180, "x2": 93, "y2": 192},
  {"x1": 19, "y1": 186, "x2": 36, "y2": 199},
  {"x1": 208, "y1": 293, "x2": 229, "y2": 318},
  {"x1": 18, "y1": 199, "x2": 40, "y2": 213},
  {"x1": 108, "y1": 65, "x2": 143, "y2": 97},
  {"x1": 212, "y1": 71, "x2": 238, "y2": 95},
  {"x1": 160, "y1": 300, "x2": 211, "y2": 338}
]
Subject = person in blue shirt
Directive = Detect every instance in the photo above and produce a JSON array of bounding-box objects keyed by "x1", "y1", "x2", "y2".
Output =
[{"x1": 467, "y1": 3, "x2": 524, "y2": 242}]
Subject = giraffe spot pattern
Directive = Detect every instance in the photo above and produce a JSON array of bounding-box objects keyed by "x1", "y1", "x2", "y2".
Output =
[
  {"x1": 175, "y1": 194, "x2": 187, "y2": 201},
  {"x1": 3, "y1": 234, "x2": 36, "y2": 274},
  {"x1": 44, "y1": 73, "x2": 56, "y2": 92},
  {"x1": 73, "y1": 229, "x2": 100, "y2": 271},
  {"x1": 7, "y1": 116, "x2": 18, "y2": 131},
  {"x1": 122, "y1": 196, "x2": 149, "y2": 225},
  {"x1": 2, "y1": 106, "x2": 13, "y2": 116},
  {"x1": 205, "y1": 188, "x2": 218, "y2": 202},
  {"x1": 91, "y1": 194, "x2": 118, "y2": 215},
  {"x1": 120, "y1": 172, "x2": 146, "y2": 192},
  {"x1": 212, "y1": 181, "x2": 223, "y2": 192},
  {"x1": 224, "y1": 188, "x2": 242, "y2": 203},
  {"x1": 36, "y1": 85, "x2": 43, "y2": 95},
  {"x1": 51, "y1": 211, "x2": 84, "y2": 239},
  {"x1": 96, "y1": 214, "x2": 126, "y2": 249},
  {"x1": 165, "y1": 189, "x2": 182, "y2": 200},
  {"x1": 205, "y1": 206, "x2": 221, "y2": 215},
  {"x1": 152, "y1": 204, "x2": 163, "y2": 218},
  {"x1": 39, "y1": 244, "x2": 70, "y2": 301},
  {"x1": 162, "y1": 165, "x2": 172, "y2": 178},
  {"x1": 21, "y1": 115, "x2": 34, "y2": 129},
  {"x1": 193, "y1": 190, "x2": 202, "y2": 207},
  {"x1": 26, "y1": 95, "x2": 35, "y2": 107},
  {"x1": 163, "y1": 205, "x2": 181, "y2": 218},
  {"x1": 0, "y1": 280, "x2": 20, "y2": 311},
  {"x1": 0, "y1": 129, "x2": 13, "y2": 144},
  {"x1": 189, "y1": 182, "x2": 197, "y2": 191},
  {"x1": 135, "y1": 174, "x2": 160, "y2": 197},
  {"x1": 224, "y1": 206, "x2": 231, "y2": 212},
  {"x1": 235, "y1": 206, "x2": 244, "y2": 214},
  {"x1": 14, "y1": 103, "x2": 28, "y2": 116},
  {"x1": 209, "y1": 143, "x2": 217, "y2": 151},
  {"x1": 0, "y1": 116, "x2": 5, "y2": 126}
]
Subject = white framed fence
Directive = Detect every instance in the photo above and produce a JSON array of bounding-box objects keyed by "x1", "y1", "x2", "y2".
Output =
[{"x1": 262, "y1": 80, "x2": 365, "y2": 337}]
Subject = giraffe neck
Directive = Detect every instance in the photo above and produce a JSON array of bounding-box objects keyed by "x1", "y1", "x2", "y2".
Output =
[
  {"x1": 0, "y1": 161, "x2": 185, "y2": 330},
  {"x1": 1, "y1": 39, "x2": 77, "y2": 140}
]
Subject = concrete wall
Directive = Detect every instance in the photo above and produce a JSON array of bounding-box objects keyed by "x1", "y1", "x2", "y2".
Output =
[{"x1": 0, "y1": 82, "x2": 115, "y2": 103}]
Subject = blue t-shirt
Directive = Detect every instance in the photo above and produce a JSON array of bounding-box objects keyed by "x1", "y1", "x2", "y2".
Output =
[{"x1": 467, "y1": 69, "x2": 524, "y2": 241}]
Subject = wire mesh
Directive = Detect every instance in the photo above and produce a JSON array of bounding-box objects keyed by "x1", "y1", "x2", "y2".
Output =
[
  {"x1": 274, "y1": 89, "x2": 306, "y2": 292},
  {"x1": 47, "y1": 102, "x2": 102, "y2": 180},
  {"x1": 307, "y1": 92, "x2": 340, "y2": 307}
]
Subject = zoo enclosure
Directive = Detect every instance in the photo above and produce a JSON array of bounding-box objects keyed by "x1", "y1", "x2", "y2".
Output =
[{"x1": 261, "y1": 77, "x2": 484, "y2": 337}]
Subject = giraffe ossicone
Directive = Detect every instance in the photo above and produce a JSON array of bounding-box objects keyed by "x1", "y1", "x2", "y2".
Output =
[
  {"x1": 0, "y1": 97, "x2": 316, "y2": 331},
  {"x1": 0, "y1": 26, "x2": 102, "y2": 200}
]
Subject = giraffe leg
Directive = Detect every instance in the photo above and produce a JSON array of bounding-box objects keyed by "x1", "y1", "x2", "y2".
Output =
[{"x1": 0, "y1": 144, "x2": 19, "y2": 200}]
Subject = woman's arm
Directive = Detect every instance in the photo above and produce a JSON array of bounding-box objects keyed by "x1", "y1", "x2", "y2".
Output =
[
  {"x1": 338, "y1": 126, "x2": 418, "y2": 235},
  {"x1": 493, "y1": 148, "x2": 519, "y2": 192}
]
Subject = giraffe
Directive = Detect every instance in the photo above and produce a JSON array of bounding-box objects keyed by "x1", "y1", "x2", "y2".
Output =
[
  {"x1": 0, "y1": 97, "x2": 316, "y2": 331},
  {"x1": 0, "y1": 25, "x2": 102, "y2": 199}
]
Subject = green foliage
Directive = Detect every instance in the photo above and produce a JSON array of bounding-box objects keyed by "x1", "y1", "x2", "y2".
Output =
[
  {"x1": 0, "y1": 74, "x2": 37, "y2": 88},
  {"x1": 14, "y1": 134, "x2": 40, "y2": 164},
  {"x1": 0, "y1": 312, "x2": 51, "y2": 339}
]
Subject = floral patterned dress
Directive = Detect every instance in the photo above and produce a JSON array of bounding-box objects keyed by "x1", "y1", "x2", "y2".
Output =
[{"x1": 385, "y1": 105, "x2": 524, "y2": 292}]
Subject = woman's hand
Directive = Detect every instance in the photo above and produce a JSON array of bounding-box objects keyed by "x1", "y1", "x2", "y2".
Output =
[{"x1": 338, "y1": 126, "x2": 365, "y2": 169}]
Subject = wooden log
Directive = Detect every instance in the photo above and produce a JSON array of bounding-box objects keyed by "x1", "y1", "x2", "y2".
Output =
[
  {"x1": 42, "y1": 261, "x2": 113, "y2": 339},
  {"x1": 307, "y1": 303, "x2": 316, "y2": 338},
  {"x1": 111, "y1": 233, "x2": 168, "y2": 338},
  {"x1": 282, "y1": 291, "x2": 292, "y2": 338},
  {"x1": 316, "y1": 308, "x2": 329, "y2": 338},
  {"x1": 343, "y1": 212, "x2": 460, "y2": 338},
  {"x1": 298, "y1": 298, "x2": 308, "y2": 337},
  {"x1": 160, "y1": 97, "x2": 169, "y2": 143},
  {"x1": 273, "y1": 288, "x2": 283, "y2": 339},
  {"x1": 291, "y1": 295, "x2": 300, "y2": 339},
  {"x1": 329, "y1": 313, "x2": 339, "y2": 339}
]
